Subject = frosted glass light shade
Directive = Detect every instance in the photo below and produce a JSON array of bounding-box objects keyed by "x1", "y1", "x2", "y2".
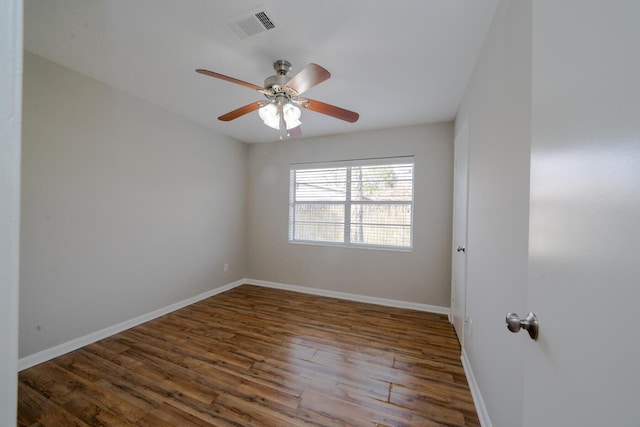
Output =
[
  {"x1": 258, "y1": 102, "x2": 301, "y2": 130},
  {"x1": 283, "y1": 103, "x2": 301, "y2": 129},
  {"x1": 258, "y1": 103, "x2": 280, "y2": 129}
]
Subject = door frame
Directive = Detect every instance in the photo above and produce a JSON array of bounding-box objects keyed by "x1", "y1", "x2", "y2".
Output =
[
  {"x1": 451, "y1": 120, "x2": 469, "y2": 347},
  {"x1": 0, "y1": 0, "x2": 22, "y2": 422}
]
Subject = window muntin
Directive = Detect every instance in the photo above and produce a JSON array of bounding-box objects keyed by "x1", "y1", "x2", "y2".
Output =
[{"x1": 289, "y1": 157, "x2": 414, "y2": 250}]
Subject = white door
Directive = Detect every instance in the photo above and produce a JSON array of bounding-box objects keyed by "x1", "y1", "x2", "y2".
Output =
[
  {"x1": 521, "y1": 1, "x2": 640, "y2": 425},
  {"x1": 451, "y1": 121, "x2": 469, "y2": 345}
]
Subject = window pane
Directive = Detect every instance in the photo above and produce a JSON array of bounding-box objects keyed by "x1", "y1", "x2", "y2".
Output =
[
  {"x1": 295, "y1": 204, "x2": 345, "y2": 223},
  {"x1": 350, "y1": 164, "x2": 413, "y2": 201},
  {"x1": 293, "y1": 204, "x2": 345, "y2": 242},
  {"x1": 350, "y1": 203, "x2": 412, "y2": 246},
  {"x1": 295, "y1": 222, "x2": 344, "y2": 242},
  {"x1": 294, "y1": 168, "x2": 346, "y2": 201},
  {"x1": 350, "y1": 224, "x2": 412, "y2": 247},
  {"x1": 350, "y1": 203, "x2": 412, "y2": 225}
]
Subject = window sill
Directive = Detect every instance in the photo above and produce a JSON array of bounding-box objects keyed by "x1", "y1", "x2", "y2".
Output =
[{"x1": 288, "y1": 240, "x2": 413, "y2": 253}]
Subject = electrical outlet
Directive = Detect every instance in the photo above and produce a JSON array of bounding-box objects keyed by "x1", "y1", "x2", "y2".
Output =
[{"x1": 224, "y1": 263, "x2": 229, "y2": 272}]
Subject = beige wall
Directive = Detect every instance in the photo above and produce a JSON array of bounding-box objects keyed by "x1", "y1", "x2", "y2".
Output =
[
  {"x1": 20, "y1": 52, "x2": 248, "y2": 357},
  {"x1": 246, "y1": 124, "x2": 454, "y2": 307}
]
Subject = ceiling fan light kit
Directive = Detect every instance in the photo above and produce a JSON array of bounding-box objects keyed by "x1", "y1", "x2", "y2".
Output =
[
  {"x1": 196, "y1": 59, "x2": 359, "y2": 140},
  {"x1": 258, "y1": 102, "x2": 301, "y2": 130}
]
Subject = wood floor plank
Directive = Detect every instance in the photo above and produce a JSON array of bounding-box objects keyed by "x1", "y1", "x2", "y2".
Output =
[
  {"x1": 45, "y1": 363, "x2": 147, "y2": 424},
  {"x1": 17, "y1": 382, "x2": 89, "y2": 427},
  {"x1": 135, "y1": 401, "x2": 223, "y2": 427},
  {"x1": 298, "y1": 387, "x2": 415, "y2": 427},
  {"x1": 18, "y1": 284, "x2": 480, "y2": 426},
  {"x1": 389, "y1": 384, "x2": 471, "y2": 426}
]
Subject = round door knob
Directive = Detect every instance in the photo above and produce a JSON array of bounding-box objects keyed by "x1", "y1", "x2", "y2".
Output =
[
  {"x1": 506, "y1": 313, "x2": 522, "y2": 333},
  {"x1": 505, "y1": 312, "x2": 539, "y2": 340}
]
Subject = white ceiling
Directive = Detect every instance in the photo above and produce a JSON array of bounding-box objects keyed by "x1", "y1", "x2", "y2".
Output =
[{"x1": 24, "y1": 0, "x2": 499, "y2": 143}]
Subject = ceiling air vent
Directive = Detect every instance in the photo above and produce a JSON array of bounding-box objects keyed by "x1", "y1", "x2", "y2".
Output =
[
  {"x1": 255, "y1": 12, "x2": 275, "y2": 30},
  {"x1": 228, "y1": 9, "x2": 277, "y2": 39}
]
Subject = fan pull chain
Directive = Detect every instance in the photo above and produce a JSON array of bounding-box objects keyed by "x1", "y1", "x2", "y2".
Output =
[{"x1": 279, "y1": 104, "x2": 288, "y2": 140}]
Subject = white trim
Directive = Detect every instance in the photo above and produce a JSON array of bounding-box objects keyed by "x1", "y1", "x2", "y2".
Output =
[
  {"x1": 291, "y1": 155, "x2": 415, "y2": 169},
  {"x1": 245, "y1": 278, "x2": 450, "y2": 315},
  {"x1": 461, "y1": 349, "x2": 493, "y2": 427},
  {"x1": 288, "y1": 239, "x2": 413, "y2": 253},
  {"x1": 1, "y1": 0, "x2": 22, "y2": 421},
  {"x1": 18, "y1": 280, "x2": 245, "y2": 371}
]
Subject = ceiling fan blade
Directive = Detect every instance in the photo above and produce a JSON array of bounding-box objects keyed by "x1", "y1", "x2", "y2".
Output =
[
  {"x1": 218, "y1": 102, "x2": 262, "y2": 121},
  {"x1": 196, "y1": 69, "x2": 263, "y2": 91},
  {"x1": 284, "y1": 64, "x2": 331, "y2": 96},
  {"x1": 303, "y1": 98, "x2": 359, "y2": 123}
]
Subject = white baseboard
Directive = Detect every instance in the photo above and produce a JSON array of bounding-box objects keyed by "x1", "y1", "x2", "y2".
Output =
[
  {"x1": 461, "y1": 349, "x2": 493, "y2": 427},
  {"x1": 18, "y1": 279, "x2": 245, "y2": 371},
  {"x1": 244, "y1": 278, "x2": 450, "y2": 315},
  {"x1": 19, "y1": 278, "x2": 450, "y2": 371}
]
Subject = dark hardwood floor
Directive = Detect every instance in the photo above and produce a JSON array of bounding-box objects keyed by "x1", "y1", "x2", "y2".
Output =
[{"x1": 18, "y1": 285, "x2": 480, "y2": 426}]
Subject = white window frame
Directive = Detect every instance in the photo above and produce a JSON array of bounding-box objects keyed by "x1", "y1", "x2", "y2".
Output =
[{"x1": 289, "y1": 156, "x2": 414, "y2": 251}]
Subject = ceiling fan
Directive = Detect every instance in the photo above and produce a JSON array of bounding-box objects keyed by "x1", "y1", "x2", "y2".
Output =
[{"x1": 196, "y1": 60, "x2": 359, "y2": 139}]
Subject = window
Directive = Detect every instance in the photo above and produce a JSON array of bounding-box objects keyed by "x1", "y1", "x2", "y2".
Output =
[{"x1": 289, "y1": 157, "x2": 414, "y2": 250}]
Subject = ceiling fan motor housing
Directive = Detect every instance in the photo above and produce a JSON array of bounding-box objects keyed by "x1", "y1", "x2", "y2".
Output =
[
  {"x1": 264, "y1": 59, "x2": 293, "y2": 91},
  {"x1": 264, "y1": 74, "x2": 290, "y2": 91},
  {"x1": 273, "y1": 59, "x2": 292, "y2": 75}
]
